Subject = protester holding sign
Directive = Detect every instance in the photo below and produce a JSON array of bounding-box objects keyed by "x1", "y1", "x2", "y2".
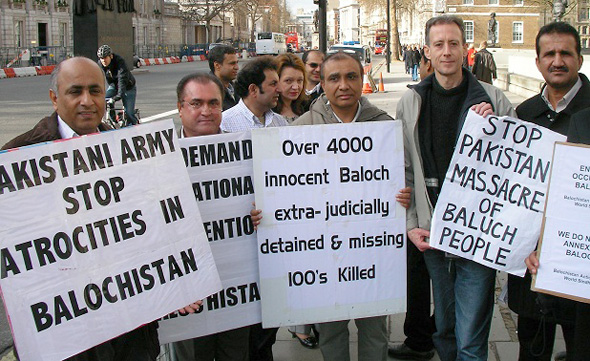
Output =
[
  {"x1": 171, "y1": 73, "x2": 251, "y2": 361},
  {"x1": 220, "y1": 56, "x2": 287, "y2": 361},
  {"x1": 507, "y1": 22, "x2": 590, "y2": 361},
  {"x1": 1, "y1": 57, "x2": 161, "y2": 361},
  {"x1": 289, "y1": 51, "x2": 409, "y2": 361},
  {"x1": 397, "y1": 15, "x2": 515, "y2": 361}
]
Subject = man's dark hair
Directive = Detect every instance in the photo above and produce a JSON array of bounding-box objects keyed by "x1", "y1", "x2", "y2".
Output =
[
  {"x1": 302, "y1": 49, "x2": 325, "y2": 64},
  {"x1": 320, "y1": 51, "x2": 364, "y2": 80},
  {"x1": 176, "y1": 72, "x2": 225, "y2": 103},
  {"x1": 208, "y1": 45, "x2": 237, "y2": 73},
  {"x1": 535, "y1": 22, "x2": 581, "y2": 57},
  {"x1": 425, "y1": 15, "x2": 465, "y2": 45},
  {"x1": 235, "y1": 56, "x2": 277, "y2": 99}
]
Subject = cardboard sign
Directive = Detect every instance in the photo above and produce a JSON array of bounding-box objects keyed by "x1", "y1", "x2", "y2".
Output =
[
  {"x1": 252, "y1": 121, "x2": 407, "y2": 327},
  {"x1": 533, "y1": 142, "x2": 590, "y2": 303},
  {"x1": 158, "y1": 132, "x2": 261, "y2": 343},
  {"x1": 430, "y1": 111, "x2": 566, "y2": 276},
  {"x1": 0, "y1": 120, "x2": 221, "y2": 361}
]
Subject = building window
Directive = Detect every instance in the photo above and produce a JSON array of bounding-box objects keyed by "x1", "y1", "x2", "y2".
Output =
[
  {"x1": 143, "y1": 26, "x2": 148, "y2": 44},
  {"x1": 513, "y1": 22, "x2": 523, "y2": 43},
  {"x1": 514, "y1": 0, "x2": 523, "y2": 5},
  {"x1": 14, "y1": 20, "x2": 24, "y2": 48},
  {"x1": 489, "y1": 0, "x2": 499, "y2": 5},
  {"x1": 463, "y1": 0, "x2": 474, "y2": 5},
  {"x1": 464, "y1": 21, "x2": 474, "y2": 42},
  {"x1": 59, "y1": 23, "x2": 68, "y2": 47}
]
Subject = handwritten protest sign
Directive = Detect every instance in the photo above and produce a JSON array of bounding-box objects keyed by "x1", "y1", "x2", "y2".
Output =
[
  {"x1": 533, "y1": 142, "x2": 590, "y2": 303},
  {"x1": 0, "y1": 120, "x2": 221, "y2": 361},
  {"x1": 430, "y1": 111, "x2": 565, "y2": 276},
  {"x1": 158, "y1": 132, "x2": 261, "y2": 343},
  {"x1": 251, "y1": 121, "x2": 406, "y2": 327}
]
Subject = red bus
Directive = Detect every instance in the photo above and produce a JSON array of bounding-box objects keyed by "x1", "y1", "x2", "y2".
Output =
[
  {"x1": 374, "y1": 29, "x2": 387, "y2": 54},
  {"x1": 285, "y1": 31, "x2": 300, "y2": 52}
]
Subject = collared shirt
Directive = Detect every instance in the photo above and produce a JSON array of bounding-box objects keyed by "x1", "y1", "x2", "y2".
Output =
[
  {"x1": 541, "y1": 76, "x2": 582, "y2": 113},
  {"x1": 329, "y1": 100, "x2": 362, "y2": 123},
  {"x1": 57, "y1": 115, "x2": 79, "y2": 139},
  {"x1": 305, "y1": 83, "x2": 322, "y2": 96},
  {"x1": 227, "y1": 83, "x2": 236, "y2": 101},
  {"x1": 221, "y1": 99, "x2": 288, "y2": 132}
]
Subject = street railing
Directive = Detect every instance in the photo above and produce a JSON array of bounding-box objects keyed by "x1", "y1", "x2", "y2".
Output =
[{"x1": 0, "y1": 46, "x2": 73, "y2": 68}]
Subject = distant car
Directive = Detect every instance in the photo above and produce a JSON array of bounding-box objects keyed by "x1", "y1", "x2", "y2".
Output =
[{"x1": 375, "y1": 46, "x2": 384, "y2": 55}]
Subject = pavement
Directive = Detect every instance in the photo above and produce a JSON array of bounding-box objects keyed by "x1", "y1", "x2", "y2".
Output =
[{"x1": 0, "y1": 58, "x2": 568, "y2": 361}]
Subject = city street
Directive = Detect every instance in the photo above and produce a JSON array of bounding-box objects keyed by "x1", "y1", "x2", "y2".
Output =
[
  {"x1": 0, "y1": 59, "x2": 212, "y2": 146},
  {"x1": 0, "y1": 56, "x2": 567, "y2": 361}
]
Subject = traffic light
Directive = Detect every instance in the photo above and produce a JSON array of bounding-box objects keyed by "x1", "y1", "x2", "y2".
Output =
[{"x1": 314, "y1": 0, "x2": 319, "y2": 4}]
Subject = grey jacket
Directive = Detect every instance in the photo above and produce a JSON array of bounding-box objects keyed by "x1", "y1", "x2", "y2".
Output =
[
  {"x1": 397, "y1": 73, "x2": 516, "y2": 232},
  {"x1": 294, "y1": 94, "x2": 393, "y2": 125}
]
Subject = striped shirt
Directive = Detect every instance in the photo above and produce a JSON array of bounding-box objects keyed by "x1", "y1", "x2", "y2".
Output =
[{"x1": 221, "y1": 99, "x2": 288, "y2": 132}]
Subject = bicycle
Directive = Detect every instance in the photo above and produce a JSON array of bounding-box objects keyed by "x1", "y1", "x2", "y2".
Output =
[{"x1": 103, "y1": 99, "x2": 140, "y2": 129}]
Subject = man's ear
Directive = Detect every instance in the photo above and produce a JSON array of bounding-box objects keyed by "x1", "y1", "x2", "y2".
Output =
[
  {"x1": 248, "y1": 83, "x2": 258, "y2": 97},
  {"x1": 50, "y1": 90, "x2": 58, "y2": 112},
  {"x1": 214, "y1": 61, "x2": 221, "y2": 73}
]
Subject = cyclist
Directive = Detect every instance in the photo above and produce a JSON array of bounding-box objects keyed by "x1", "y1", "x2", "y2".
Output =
[{"x1": 97, "y1": 44, "x2": 139, "y2": 125}]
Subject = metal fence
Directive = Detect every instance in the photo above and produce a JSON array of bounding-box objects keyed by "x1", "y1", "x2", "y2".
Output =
[
  {"x1": 0, "y1": 42, "x2": 257, "y2": 68},
  {"x1": 133, "y1": 42, "x2": 254, "y2": 59},
  {"x1": 0, "y1": 46, "x2": 73, "y2": 68}
]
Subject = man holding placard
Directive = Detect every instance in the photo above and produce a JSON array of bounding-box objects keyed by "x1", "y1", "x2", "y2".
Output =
[
  {"x1": 289, "y1": 51, "x2": 410, "y2": 361},
  {"x1": 507, "y1": 22, "x2": 590, "y2": 361},
  {"x1": 220, "y1": 56, "x2": 287, "y2": 361},
  {"x1": 2, "y1": 57, "x2": 161, "y2": 361},
  {"x1": 396, "y1": 15, "x2": 515, "y2": 361},
  {"x1": 171, "y1": 72, "x2": 251, "y2": 361}
]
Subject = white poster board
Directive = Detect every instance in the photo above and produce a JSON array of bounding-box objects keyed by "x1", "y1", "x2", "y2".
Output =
[
  {"x1": 0, "y1": 120, "x2": 222, "y2": 361},
  {"x1": 252, "y1": 121, "x2": 407, "y2": 327},
  {"x1": 430, "y1": 112, "x2": 566, "y2": 276},
  {"x1": 533, "y1": 142, "x2": 590, "y2": 303},
  {"x1": 158, "y1": 132, "x2": 261, "y2": 343}
]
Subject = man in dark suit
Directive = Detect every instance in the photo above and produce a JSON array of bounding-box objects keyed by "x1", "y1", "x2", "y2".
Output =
[{"x1": 508, "y1": 22, "x2": 590, "y2": 361}]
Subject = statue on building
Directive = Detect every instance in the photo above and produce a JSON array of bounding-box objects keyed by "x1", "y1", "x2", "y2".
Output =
[
  {"x1": 487, "y1": 13, "x2": 497, "y2": 46},
  {"x1": 553, "y1": 0, "x2": 567, "y2": 21}
]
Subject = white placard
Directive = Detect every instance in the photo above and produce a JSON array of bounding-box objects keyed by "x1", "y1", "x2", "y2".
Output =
[
  {"x1": 0, "y1": 120, "x2": 221, "y2": 361},
  {"x1": 430, "y1": 111, "x2": 566, "y2": 276},
  {"x1": 252, "y1": 121, "x2": 407, "y2": 327},
  {"x1": 533, "y1": 142, "x2": 590, "y2": 303},
  {"x1": 158, "y1": 131, "x2": 261, "y2": 343}
]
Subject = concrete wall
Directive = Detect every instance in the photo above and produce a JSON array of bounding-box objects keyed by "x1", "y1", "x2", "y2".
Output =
[{"x1": 495, "y1": 52, "x2": 590, "y2": 98}]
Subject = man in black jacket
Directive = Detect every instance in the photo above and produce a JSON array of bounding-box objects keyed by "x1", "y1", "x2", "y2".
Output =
[
  {"x1": 472, "y1": 41, "x2": 497, "y2": 84},
  {"x1": 97, "y1": 44, "x2": 139, "y2": 125},
  {"x1": 508, "y1": 22, "x2": 590, "y2": 361},
  {"x1": 208, "y1": 44, "x2": 240, "y2": 111}
]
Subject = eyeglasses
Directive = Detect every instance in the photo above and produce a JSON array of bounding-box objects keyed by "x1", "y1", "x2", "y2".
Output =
[
  {"x1": 306, "y1": 62, "x2": 321, "y2": 69},
  {"x1": 182, "y1": 100, "x2": 222, "y2": 112}
]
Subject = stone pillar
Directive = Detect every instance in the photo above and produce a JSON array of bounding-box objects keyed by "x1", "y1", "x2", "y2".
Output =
[{"x1": 73, "y1": 2, "x2": 133, "y2": 66}]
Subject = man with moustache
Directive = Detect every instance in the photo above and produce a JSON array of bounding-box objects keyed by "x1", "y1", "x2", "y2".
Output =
[
  {"x1": 208, "y1": 45, "x2": 240, "y2": 111},
  {"x1": 508, "y1": 22, "x2": 590, "y2": 361}
]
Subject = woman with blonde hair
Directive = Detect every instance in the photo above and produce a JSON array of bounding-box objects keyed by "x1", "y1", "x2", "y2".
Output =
[{"x1": 274, "y1": 53, "x2": 309, "y2": 123}]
